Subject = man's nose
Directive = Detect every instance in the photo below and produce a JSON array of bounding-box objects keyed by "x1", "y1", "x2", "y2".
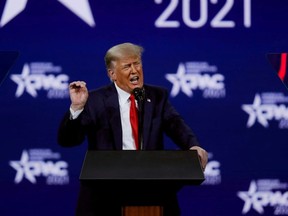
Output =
[{"x1": 131, "y1": 64, "x2": 137, "y2": 73}]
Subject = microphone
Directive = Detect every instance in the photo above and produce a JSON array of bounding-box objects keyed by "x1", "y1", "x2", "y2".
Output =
[
  {"x1": 132, "y1": 87, "x2": 145, "y2": 150},
  {"x1": 133, "y1": 87, "x2": 145, "y2": 102}
]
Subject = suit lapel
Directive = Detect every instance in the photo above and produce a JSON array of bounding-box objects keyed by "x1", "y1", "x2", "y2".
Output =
[
  {"x1": 105, "y1": 84, "x2": 123, "y2": 150},
  {"x1": 142, "y1": 87, "x2": 153, "y2": 150}
]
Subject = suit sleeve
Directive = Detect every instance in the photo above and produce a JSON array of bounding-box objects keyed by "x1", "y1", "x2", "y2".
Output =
[
  {"x1": 57, "y1": 110, "x2": 87, "y2": 147},
  {"x1": 162, "y1": 91, "x2": 200, "y2": 150}
]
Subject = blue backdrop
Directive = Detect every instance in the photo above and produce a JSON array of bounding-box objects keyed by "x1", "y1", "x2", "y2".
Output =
[{"x1": 1, "y1": 0, "x2": 288, "y2": 215}]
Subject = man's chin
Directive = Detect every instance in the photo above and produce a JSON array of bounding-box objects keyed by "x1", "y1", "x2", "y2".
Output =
[{"x1": 131, "y1": 83, "x2": 143, "y2": 89}]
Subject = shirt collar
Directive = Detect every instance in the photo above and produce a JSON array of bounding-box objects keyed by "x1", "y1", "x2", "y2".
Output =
[{"x1": 114, "y1": 82, "x2": 131, "y2": 106}]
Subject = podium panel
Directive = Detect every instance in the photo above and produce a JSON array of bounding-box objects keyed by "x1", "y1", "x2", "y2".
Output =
[{"x1": 80, "y1": 150, "x2": 205, "y2": 185}]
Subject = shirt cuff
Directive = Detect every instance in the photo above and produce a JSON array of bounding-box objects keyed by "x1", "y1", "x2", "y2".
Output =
[{"x1": 69, "y1": 107, "x2": 84, "y2": 120}]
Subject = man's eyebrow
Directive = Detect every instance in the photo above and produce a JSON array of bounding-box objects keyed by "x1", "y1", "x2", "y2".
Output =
[{"x1": 122, "y1": 62, "x2": 131, "y2": 66}]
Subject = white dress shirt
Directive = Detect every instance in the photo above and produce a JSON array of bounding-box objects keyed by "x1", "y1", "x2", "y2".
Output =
[
  {"x1": 69, "y1": 83, "x2": 136, "y2": 150},
  {"x1": 114, "y1": 83, "x2": 137, "y2": 150}
]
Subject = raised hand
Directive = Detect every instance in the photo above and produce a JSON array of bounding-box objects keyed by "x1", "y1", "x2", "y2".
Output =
[{"x1": 69, "y1": 81, "x2": 88, "y2": 111}]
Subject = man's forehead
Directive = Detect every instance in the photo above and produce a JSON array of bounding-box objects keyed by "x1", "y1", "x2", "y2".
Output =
[{"x1": 116, "y1": 55, "x2": 141, "y2": 64}]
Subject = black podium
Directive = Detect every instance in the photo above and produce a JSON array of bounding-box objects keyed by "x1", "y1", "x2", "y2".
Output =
[{"x1": 79, "y1": 150, "x2": 205, "y2": 216}]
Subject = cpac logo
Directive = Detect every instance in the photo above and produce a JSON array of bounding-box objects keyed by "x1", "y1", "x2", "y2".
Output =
[
  {"x1": 237, "y1": 180, "x2": 288, "y2": 215},
  {"x1": 10, "y1": 62, "x2": 69, "y2": 98},
  {"x1": 165, "y1": 62, "x2": 225, "y2": 98},
  {"x1": 9, "y1": 150, "x2": 68, "y2": 184},
  {"x1": 0, "y1": 0, "x2": 95, "y2": 28},
  {"x1": 242, "y1": 93, "x2": 288, "y2": 128}
]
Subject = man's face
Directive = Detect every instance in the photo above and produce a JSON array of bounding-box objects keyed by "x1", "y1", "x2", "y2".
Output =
[{"x1": 109, "y1": 55, "x2": 144, "y2": 93}]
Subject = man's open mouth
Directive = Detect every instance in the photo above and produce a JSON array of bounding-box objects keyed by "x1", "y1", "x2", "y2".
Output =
[{"x1": 130, "y1": 76, "x2": 139, "y2": 84}]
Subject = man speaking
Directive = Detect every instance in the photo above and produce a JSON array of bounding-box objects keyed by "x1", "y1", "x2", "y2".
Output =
[{"x1": 58, "y1": 42, "x2": 208, "y2": 216}]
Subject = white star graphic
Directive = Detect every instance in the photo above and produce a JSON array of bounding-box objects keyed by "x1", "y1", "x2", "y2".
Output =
[
  {"x1": 237, "y1": 181, "x2": 265, "y2": 214},
  {"x1": 0, "y1": 0, "x2": 28, "y2": 27},
  {"x1": 165, "y1": 63, "x2": 194, "y2": 97},
  {"x1": 58, "y1": 0, "x2": 95, "y2": 27},
  {"x1": 9, "y1": 150, "x2": 37, "y2": 184},
  {"x1": 10, "y1": 64, "x2": 38, "y2": 97},
  {"x1": 242, "y1": 94, "x2": 269, "y2": 128},
  {"x1": 0, "y1": 0, "x2": 95, "y2": 27}
]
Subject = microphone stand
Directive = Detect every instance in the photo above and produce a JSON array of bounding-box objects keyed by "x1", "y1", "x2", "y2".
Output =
[{"x1": 133, "y1": 88, "x2": 145, "y2": 150}]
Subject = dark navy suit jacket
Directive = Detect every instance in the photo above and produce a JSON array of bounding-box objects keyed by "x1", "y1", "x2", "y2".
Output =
[{"x1": 58, "y1": 83, "x2": 199, "y2": 150}]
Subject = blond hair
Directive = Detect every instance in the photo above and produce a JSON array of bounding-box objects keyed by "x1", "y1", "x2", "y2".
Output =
[{"x1": 104, "y1": 42, "x2": 144, "y2": 70}]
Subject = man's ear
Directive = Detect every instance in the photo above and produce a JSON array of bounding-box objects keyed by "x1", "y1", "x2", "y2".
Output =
[{"x1": 108, "y1": 69, "x2": 116, "y2": 81}]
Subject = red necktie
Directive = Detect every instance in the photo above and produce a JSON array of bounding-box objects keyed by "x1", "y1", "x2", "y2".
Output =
[{"x1": 129, "y1": 94, "x2": 139, "y2": 150}]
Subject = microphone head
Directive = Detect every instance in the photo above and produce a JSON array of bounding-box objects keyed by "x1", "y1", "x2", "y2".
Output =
[{"x1": 133, "y1": 87, "x2": 145, "y2": 101}]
